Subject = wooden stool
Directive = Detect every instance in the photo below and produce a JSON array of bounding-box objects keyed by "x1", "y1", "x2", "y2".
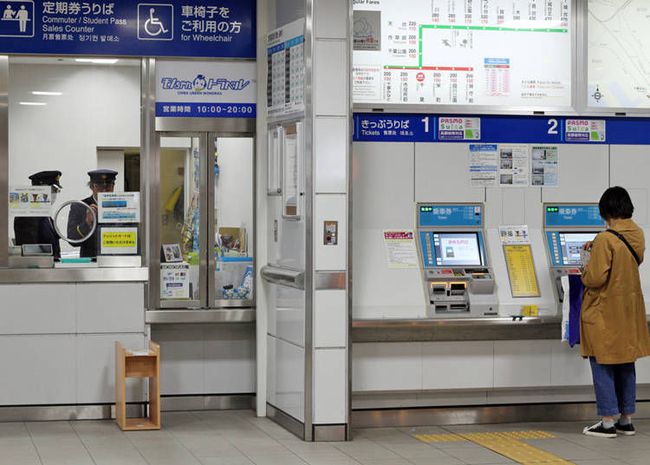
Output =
[{"x1": 115, "y1": 341, "x2": 161, "y2": 431}]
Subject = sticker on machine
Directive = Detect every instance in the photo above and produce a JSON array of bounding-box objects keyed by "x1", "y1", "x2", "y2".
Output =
[
  {"x1": 383, "y1": 230, "x2": 418, "y2": 269},
  {"x1": 499, "y1": 225, "x2": 530, "y2": 245}
]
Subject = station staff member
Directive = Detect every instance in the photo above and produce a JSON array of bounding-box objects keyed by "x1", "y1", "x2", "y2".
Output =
[
  {"x1": 14, "y1": 170, "x2": 63, "y2": 258},
  {"x1": 67, "y1": 169, "x2": 117, "y2": 258}
]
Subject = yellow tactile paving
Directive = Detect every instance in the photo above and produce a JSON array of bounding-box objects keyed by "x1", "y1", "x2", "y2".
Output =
[
  {"x1": 415, "y1": 430, "x2": 576, "y2": 465},
  {"x1": 414, "y1": 433, "x2": 464, "y2": 442}
]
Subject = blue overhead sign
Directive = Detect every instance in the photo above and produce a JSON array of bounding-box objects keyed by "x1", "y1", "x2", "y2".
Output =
[
  {"x1": 354, "y1": 113, "x2": 650, "y2": 145},
  {"x1": 0, "y1": 0, "x2": 255, "y2": 58}
]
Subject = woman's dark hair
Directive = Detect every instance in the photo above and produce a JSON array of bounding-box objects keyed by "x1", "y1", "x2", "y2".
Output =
[{"x1": 599, "y1": 186, "x2": 634, "y2": 220}]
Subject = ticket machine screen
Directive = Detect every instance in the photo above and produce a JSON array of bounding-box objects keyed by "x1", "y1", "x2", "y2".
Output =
[
  {"x1": 558, "y1": 232, "x2": 597, "y2": 265},
  {"x1": 433, "y1": 232, "x2": 482, "y2": 266}
]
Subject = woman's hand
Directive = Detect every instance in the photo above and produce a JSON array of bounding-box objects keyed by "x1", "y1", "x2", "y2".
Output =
[{"x1": 583, "y1": 241, "x2": 593, "y2": 251}]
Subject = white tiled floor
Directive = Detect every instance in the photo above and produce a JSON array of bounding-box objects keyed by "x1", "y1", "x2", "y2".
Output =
[{"x1": 2, "y1": 410, "x2": 650, "y2": 465}]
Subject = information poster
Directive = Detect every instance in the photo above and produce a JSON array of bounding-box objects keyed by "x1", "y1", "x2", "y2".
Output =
[
  {"x1": 503, "y1": 244, "x2": 541, "y2": 298},
  {"x1": 100, "y1": 227, "x2": 138, "y2": 255},
  {"x1": 469, "y1": 144, "x2": 498, "y2": 187},
  {"x1": 267, "y1": 18, "x2": 305, "y2": 118},
  {"x1": 97, "y1": 192, "x2": 140, "y2": 224},
  {"x1": 8, "y1": 186, "x2": 51, "y2": 217},
  {"x1": 353, "y1": 0, "x2": 572, "y2": 107},
  {"x1": 161, "y1": 263, "x2": 190, "y2": 299},
  {"x1": 499, "y1": 144, "x2": 529, "y2": 186},
  {"x1": 588, "y1": 1, "x2": 650, "y2": 108},
  {"x1": 282, "y1": 123, "x2": 301, "y2": 217},
  {"x1": 531, "y1": 146, "x2": 559, "y2": 186},
  {"x1": 565, "y1": 119, "x2": 606, "y2": 142},
  {"x1": 383, "y1": 230, "x2": 418, "y2": 268}
]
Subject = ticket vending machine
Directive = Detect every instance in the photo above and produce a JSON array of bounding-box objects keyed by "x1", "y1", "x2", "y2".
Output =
[
  {"x1": 417, "y1": 203, "x2": 498, "y2": 318},
  {"x1": 543, "y1": 204, "x2": 605, "y2": 305}
]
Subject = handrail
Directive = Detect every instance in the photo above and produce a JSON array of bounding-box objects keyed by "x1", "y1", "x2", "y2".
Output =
[{"x1": 260, "y1": 265, "x2": 305, "y2": 290}]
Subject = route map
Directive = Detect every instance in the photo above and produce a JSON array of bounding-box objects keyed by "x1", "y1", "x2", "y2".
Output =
[
  {"x1": 353, "y1": 0, "x2": 572, "y2": 108},
  {"x1": 588, "y1": 0, "x2": 650, "y2": 108}
]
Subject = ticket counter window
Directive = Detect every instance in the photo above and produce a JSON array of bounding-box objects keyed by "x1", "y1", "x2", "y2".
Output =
[
  {"x1": 157, "y1": 134, "x2": 254, "y2": 309},
  {"x1": 7, "y1": 56, "x2": 141, "y2": 266}
]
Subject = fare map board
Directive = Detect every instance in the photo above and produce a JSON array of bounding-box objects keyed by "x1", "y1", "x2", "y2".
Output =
[
  {"x1": 353, "y1": 0, "x2": 572, "y2": 108},
  {"x1": 588, "y1": 0, "x2": 650, "y2": 109}
]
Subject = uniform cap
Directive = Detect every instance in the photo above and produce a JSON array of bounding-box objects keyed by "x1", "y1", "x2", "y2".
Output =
[
  {"x1": 88, "y1": 169, "x2": 117, "y2": 184},
  {"x1": 29, "y1": 170, "x2": 62, "y2": 190}
]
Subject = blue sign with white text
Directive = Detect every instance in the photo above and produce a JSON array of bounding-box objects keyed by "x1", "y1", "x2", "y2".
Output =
[
  {"x1": 418, "y1": 204, "x2": 483, "y2": 227},
  {"x1": 353, "y1": 114, "x2": 435, "y2": 142},
  {"x1": 0, "y1": 0, "x2": 255, "y2": 58}
]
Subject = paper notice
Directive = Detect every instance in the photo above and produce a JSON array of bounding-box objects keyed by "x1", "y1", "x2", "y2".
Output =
[
  {"x1": 469, "y1": 144, "x2": 498, "y2": 187},
  {"x1": 383, "y1": 230, "x2": 418, "y2": 268},
  {"x1": 499, "y1": 144, "x2": 530, "y2": 186},
  {"x1": 531, "y1": 145, "x2": 559, "y2": 186}
]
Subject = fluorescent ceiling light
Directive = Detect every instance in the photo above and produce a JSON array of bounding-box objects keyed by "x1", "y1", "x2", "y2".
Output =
[
  {"x1": 32, "y1": 91, "x2": 62, "y2": 96},
  {"x1": 19, "y1": 102, "x2": 47, "y2": 106},
  {"x1": 74, "y1": 58, "x2": 119, "y2": 64}
]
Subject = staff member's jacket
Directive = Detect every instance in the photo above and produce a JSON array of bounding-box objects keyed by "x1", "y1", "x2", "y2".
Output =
[{"x1": 580, "y1": 218, "x2": 650, "y2": 364}]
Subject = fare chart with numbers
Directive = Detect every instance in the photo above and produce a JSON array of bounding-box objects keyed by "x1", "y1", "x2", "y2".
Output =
[{"x1": 352, "y1": 0, "x2": 572, "y2": 108}]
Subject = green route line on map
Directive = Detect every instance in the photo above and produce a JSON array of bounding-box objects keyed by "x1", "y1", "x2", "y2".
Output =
[{"x1": 385, "y1": 23, "x2": 569, "y2": 69}]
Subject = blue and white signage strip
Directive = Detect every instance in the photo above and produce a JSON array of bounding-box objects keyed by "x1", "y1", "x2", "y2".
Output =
[
  {"x1": 354, "y1": 114, "x2": 435, "y2": 142},
  {"x1": 156, "y1": 60, "x2": 256, "y2": 118},
  {"x1": 354, "y1": 114, "x2": 650, "y2": 145},
  {"x1": 544, "y1": 204, "x2": 604, "y2": 228},
  {"x1": 0, "y1": 0, "x2": 255, "y2": 58},
  {"x1": 418, "y1": 204, "x2": 483, "y2": 228}
]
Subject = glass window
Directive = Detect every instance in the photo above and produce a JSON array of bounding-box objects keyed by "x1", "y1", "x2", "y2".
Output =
[{"x1": 7, "y1": 56, "x2": 141, "y2": 266}]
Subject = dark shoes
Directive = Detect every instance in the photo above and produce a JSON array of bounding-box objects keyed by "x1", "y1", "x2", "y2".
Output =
[
  {"x1": 583, "y1": 421, "x2": 617, "y2": 438},
  {"x1": 615, "y1": 421, "x2": 636, "y2": 436}
]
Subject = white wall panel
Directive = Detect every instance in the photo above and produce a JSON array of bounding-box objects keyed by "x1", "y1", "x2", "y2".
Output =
[
  {"x1": 0, "y1": 335, "x2": 76, "y2": 405},
  {"x1": 542, "y1": 144, "x2": 608, "y2": 203},
  {"x1": 352, "y1": 343, "x2": 422, "y2": 391},
  {"x1": 494, "y1": 340, "x2": 552, "y2": 388},
  {"x1": 204, "y1": 325, "x2": 256, "y2": 394},
  {"x1": 154, "y1": 327, "x2": 205, "y2": 396},
  {"x1": 314, "y1": 0, "x2": 348, "y2": 39},
  {"x1": 314, "y1": 290, "x2": 347, "y2": 348},
  {"x1": 353, "y1": 142, "x2": 424, "y2": 318},
  {"x1": 267, "y1": 285, "x2": 305, "y2": 347},
  {"x1": 485, "y1": 188, "x2": 542, "y2": 229},
  {"x1": 415, "y1": 143, "x2": 484, "y2": 203},
  {"x1": 314, "y1": 118, "x2": 348, "y2": 193},
  {"x1": 314, "y1": 194, "x2": 347, "y2": 270},
  {"x1": 313, "y1": 41, "x2": 347, "y2": 116},
  {"x1": 314, "y1": 349, "x2": 346, "y2": 424},
  {"x1": 550, "y1": 342, "x2": 591, "y2": 386},
  {"x1": 77, "y1": 334, "x2": 145, "y2": 404},
  {"x1": 76, "y1": 283, "x2": 144, "y2": 333},
  {"x1": 422, "y1": 342, "x2": 494, "y2": 390},
  {"x1": 0, "y1": 284, "x2": 75, "y2": 335},
  {"x1": 274, "y1": 337, "x2": 305, "y2": 422},
  {"x1": 636, "y1": 355, "x2": 650, "y2": 384}
]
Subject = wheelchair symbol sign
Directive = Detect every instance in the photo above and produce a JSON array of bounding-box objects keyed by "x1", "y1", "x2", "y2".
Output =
[{"x1": 137, "y1": 3, "x2": 173, "y2": 41}]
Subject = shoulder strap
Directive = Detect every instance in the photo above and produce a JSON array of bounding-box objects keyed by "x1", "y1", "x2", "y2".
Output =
[{"x1": 606, "y1": 229, "x2": 641, "y2": 266}]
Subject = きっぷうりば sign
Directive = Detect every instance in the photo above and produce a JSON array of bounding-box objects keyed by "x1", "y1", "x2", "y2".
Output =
[{"x1": 0, "y1": 0, "x2": 255, "y2": 58}]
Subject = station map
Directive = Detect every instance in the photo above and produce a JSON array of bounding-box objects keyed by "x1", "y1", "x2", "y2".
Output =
[
  {"x1": 588, "y1": 0, "x2": 650, "y2": 108},
  {"x1": 353, "y1": 0, "x2": 572, "y2": 107}
]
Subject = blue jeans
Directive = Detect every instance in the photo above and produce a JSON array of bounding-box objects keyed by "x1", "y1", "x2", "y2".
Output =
[{"x1": 589, "y1": 357, "x2": 636, "y2": 417}]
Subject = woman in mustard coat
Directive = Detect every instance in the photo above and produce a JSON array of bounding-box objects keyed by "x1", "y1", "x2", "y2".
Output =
[{"x1": 581, "y1": 186, "x2": 650, "y2": 438}]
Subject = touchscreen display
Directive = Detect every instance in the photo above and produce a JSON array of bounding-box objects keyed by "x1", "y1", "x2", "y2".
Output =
[
  {"x1": 559, "y1": 232, "x2": 597, "y2": 265},
  {"x1": 433, "y1": 232, "x2": 482, "y2": 266}
]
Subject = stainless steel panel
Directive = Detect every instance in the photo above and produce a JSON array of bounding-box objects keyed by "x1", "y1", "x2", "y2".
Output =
[
  {"x1": 313, "y1": 424, "x2": 347, "y2": 442},
  {"x1": 161, "y1": 394, "x2": 254, "y2": 411},
  {"x1": 199, "y1": 134, "x2": 209, "y2": 307},
  {"x1": 146, "y1": 309, "x2": 256, "y2": 324},
  {"x1": 0, "y1": 404, "x2": 143, "y2": 422},
  {"x1": 352, "y1": 317, "x2": 563, "y2": 342},
  {"x1": 314, "y1": 271, "x2": 346, "y2": 290},
  {"x1": 97, "y1": 256, "x2": 142, "y2": 267},
  {"x1": 261, "y1": 265, "x2": 305, "y2": 289},
  {"x1": 0, "y1": 56, "x2": 7, "y2": 269},
  {"x1": 0, "y1": 267, "x2": 148, "y2": 284},
  {"x1": 267, "y1": 402, "x2": 305, "y2": 440},
  {"x1": 156, "y1": 117, "x2": 255, "y2": 133},
  {"x1": 351, "y1": 401, "x2": 650, "y2": 428}
]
